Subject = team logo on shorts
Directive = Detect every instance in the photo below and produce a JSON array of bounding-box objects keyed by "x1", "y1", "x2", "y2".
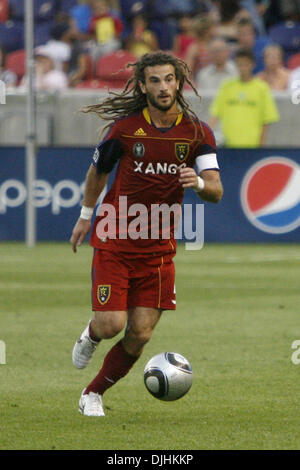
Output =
[
  {"x1": 175, "y1": 143, "x2": 189, "y2": 162},
  {"x1": 241, "y1": 157, "x2": 300, "y2": 234},
  {"x1": 133, "y1": 142, "x2": 145, "y2": 158},
  {"x1": 97, "y1": 285, "x2": 111, "y2": 305}
]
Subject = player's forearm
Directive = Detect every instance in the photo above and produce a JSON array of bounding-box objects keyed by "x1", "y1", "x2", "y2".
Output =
[
  {"x1": 196, "y1": 178, "x2": 223, "y2": 203},
  {"x1": 82, "y1": 164, "x2": 109, "y2": 208}
]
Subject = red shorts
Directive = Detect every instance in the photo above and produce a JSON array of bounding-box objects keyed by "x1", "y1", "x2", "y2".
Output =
[{"x1": 91, "y1": 249, "x2": 176, "y2": 311}]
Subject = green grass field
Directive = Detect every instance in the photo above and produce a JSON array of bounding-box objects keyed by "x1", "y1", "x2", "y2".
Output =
[{"x1": 1, "y1": 241, "x2": 300, "y2": 450}]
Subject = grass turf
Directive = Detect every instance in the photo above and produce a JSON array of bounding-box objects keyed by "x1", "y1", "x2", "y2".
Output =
[{"x1": 0, "y1": 242, "x2": 300, "y2": 450}]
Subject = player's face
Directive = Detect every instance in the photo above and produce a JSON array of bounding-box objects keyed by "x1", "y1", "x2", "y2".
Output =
[{"x1": 139, "y1": 64, "x2": 179, "y2": 112}]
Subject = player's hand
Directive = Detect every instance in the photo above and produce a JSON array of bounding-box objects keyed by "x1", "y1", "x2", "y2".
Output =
[
  {"x1": 178, "y1": 167, "x2": 199, "y2": 190},
  {"x1": 70, "y1": 217, "x2": 91, "y2": 253}
]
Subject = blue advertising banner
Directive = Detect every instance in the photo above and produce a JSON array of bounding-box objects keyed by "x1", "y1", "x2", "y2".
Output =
[{"x1": 0, "y1": 147, "x2": 300, "y2": 242}]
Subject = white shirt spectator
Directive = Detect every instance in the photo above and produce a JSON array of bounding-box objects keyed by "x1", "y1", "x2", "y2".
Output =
[
  {"x1": 35, "y1": 40, "x2": 71, "y2": 71},
  {"x1": 35, "y1": 69, "x2": 68, "y2": 90},
  {"x1": 196, "y1": 60, "x2": 238, "y2": 91}
]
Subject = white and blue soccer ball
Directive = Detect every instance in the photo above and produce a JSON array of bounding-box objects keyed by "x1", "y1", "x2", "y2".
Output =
[{"x1": 144, "y1": 352, "x2": 193, "y2": 401}]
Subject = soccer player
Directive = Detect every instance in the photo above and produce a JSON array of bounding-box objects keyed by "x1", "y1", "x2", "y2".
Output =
[{"x1": 70, "y1": 51, "x2": 223, "y2": 417}]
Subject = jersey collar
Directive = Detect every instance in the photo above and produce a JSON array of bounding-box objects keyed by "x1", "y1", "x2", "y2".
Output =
[{"x1": 142, "y1": 107, "x2": 183, "y2": 127}]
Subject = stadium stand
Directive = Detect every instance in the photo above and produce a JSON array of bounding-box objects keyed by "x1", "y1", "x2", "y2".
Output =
[
  {"x1": 5, "y1": 49, "x2": 25, "y2": 81},
  {"x1": 287, "y1": 52, "x2": 300, "y2": 69},
  {"x1": 95, "y1": 49, "x2": 135, "y2": 87},
  {"x1": 0, "y1": 21, "x2": 24, "y2": 52},
  {"x1": 9, "y1": 0, "x2": 57, "y2": 21},
  {"x1": 0, "y1": 0, "x2": 8, "y2": 23}
]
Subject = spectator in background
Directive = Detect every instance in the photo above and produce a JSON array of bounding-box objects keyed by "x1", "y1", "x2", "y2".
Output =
[
  {"x1": 89, "y1": 0, "x2": 123, "y2": 60},
  {"x1": 119, "y1": 0, "x2": 147, "y2": 40},
  {"x1": 145, "y1": 0, "x2": 196, "y2": 50},
  {"x1": 196, "y1": 38, "x2": 238, "y2": 90},
  {"x1": 35, "y1": 22, "x2": 73, "y2": 72},
  {"x1": 257, "y1": 44, "x2": 290, "y2": 90},
  {"x1": 0, "y1": 45, "x2": 18, "y2": 87},
  {"x1": 239, "y1": 0, "x2": 267, "y2": 36},
  {"x1": 214, "y1": 0, "x2": 241, "y2": 45},
  {"x1": 71, "y1": 0, "x2": 94, "y2": 34},
  {"x1": 208, "y1": 48, "x2": 279, "y2": 147},
  {"x1": 124, "y1": 13, "x2": 159, "y2": 58},
  {"x1": 185, "y1": 15, "x2": 216, "y2": 78},
  {"x1": 268, "y1": 1, "x2": 300, "y2": 62},
  {"x1": 172, "y1": 14, "x2": 196, "y2": 58},
  {"x1": 261, "y1": 0, "x2": 284, "y2": 30},
  {"x1": 20, "y1": 51, "x2": 68, "y2": 91},
  {"x1": 235, "y1": 18, "x2": 271, "y2": 73}
]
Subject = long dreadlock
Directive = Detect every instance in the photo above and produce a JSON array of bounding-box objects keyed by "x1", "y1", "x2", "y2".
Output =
[{"x1": 82, "y1": 51, "x2": 204, "y2": 142}]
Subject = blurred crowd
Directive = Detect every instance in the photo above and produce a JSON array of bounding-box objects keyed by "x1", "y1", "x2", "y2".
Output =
[{"x1": 0, "y1": 0, "x2": 299, "y2": 92}]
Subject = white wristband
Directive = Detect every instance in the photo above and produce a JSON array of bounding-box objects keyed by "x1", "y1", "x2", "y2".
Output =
[
  {"x1": 80, "y1": 206, "x2": 94, "y2": 220},
  {"x1": 193, "y1": 176, "x2": 205, "y2": 193}
]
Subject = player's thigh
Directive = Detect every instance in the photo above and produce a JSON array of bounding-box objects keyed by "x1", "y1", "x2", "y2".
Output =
[{"x1": 91, "y1": 248, "x2": 129, "y2": 312}]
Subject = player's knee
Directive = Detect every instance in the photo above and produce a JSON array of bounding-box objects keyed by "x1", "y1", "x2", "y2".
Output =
[
  {"x1": 128, "y1": 328, "x2": 153, "y2": 347},
  {"x1": 94, "y1": 311, "x2": 126, "y2": 339}
]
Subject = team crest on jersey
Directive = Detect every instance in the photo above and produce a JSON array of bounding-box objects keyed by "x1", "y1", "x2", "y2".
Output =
[
  {"x1": 175, "y1": 143, "x2": 189, "y2": 162},
  {"x1": 97, "y1": 285, "x2": 111, "y2": 305},
  {"x1": 133, "y1": 142, "x2": 145, "y2": 158}
]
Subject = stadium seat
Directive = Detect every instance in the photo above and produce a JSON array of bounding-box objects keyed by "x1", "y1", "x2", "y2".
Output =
[
  {"x1": 34, "y1": 21, "x2": 54, "y2": 47},
  {"x1": 0, "y1": 0, "x2": 9, "y2": 23},
  {"x1": 58, "y1": 0, "x2": 78, "y2": 13},
  {"x1": 75, "y1": 78, "x2": 131, "y2": 90},
  {"x1": 0, "y1": 21, "x2": 24, "y2": 52},
  {"x1": 10, "y1": 0, "x2": 56, "y2": 21},
  {"x1": 96, "y1": 50, "x2": 136, "y2": 84},
  {"x1": 5, "y1": 50, "x2": 26, "y2": 80},
  {"x1": 269, "y1": 21, "x2": 300, "y2": 62},
  {"x1": 75, "y1": 79, "x2": 106, "y2": 89},
  {"x1": 287, "y1": 53, "x2": 300, "y2": 70}
]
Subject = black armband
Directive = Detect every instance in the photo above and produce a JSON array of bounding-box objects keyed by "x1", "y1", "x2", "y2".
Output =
[{"x1": 94, "y1": 139, "x2": 123, "y2": 174}]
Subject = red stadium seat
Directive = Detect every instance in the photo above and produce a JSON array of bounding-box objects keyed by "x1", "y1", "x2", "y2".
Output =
[
  {"x1": 0, "y1": 0, "x2": 9, "y2": 23},
  {"x1": 5, "y1": 49, "x2": 26, "y2": 79},
  {"x1": 96, "y1": 50, "x2": 136, "y2": 84},
  {"x1": 75, "y1": 79, "x2": 108, "y2": 89},
  {"x1": 287, "y1": 53, "x2": 300, "y2": 70}
]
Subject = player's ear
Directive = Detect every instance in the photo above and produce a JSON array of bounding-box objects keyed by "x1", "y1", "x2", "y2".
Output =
[{"x1": 139, "y1": 80, "x2": 146, "y2": 94}]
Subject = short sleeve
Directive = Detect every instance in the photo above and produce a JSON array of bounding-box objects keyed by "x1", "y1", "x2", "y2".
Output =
[{"x1": 92, "y1": 123, "x2": 124, "y2": 173}]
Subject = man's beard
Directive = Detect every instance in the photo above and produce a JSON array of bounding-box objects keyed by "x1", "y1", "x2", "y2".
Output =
[{"x1": 147, "y1": 91, "x2": 177, "y2": 111}]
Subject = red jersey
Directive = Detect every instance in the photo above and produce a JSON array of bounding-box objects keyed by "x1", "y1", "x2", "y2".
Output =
[{"x1": 90, "y1": 107, "x2": 217, "y2": 254}]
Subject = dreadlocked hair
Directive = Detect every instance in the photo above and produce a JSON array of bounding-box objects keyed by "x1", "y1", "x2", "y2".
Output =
[{"x1": 81, "y1": 51, "x2": 204, "y2": 143}]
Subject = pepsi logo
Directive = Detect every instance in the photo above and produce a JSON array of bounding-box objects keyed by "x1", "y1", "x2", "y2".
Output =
[{"x1": 241, "y1": 157, "x2": 300, "y2": 234}]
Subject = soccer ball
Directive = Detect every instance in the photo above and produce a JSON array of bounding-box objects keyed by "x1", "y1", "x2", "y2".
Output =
[{"x1": 144, "y1": 352, "x2": 193, "y2": 401}]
